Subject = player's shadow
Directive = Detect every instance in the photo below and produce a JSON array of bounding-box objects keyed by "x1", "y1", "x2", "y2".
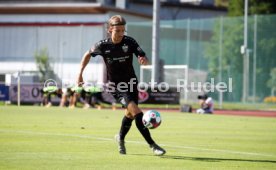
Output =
[{"x1": 160, "y1": 155, "x2": 276, "y2": 164}]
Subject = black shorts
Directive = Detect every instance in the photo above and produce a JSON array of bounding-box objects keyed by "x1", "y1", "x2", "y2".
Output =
[{"x1": 111, "y1": 85, "x2": 138, "y2": 108}]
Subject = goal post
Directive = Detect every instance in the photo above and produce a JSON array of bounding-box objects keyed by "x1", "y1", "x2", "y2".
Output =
[{"x1": 140, "y1": 65, "x2": 189, "y2": 102}]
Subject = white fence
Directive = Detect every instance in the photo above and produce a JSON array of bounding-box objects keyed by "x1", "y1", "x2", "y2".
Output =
[{"x1": 0, "y1": 24, "x2": 105, "y2": 81}]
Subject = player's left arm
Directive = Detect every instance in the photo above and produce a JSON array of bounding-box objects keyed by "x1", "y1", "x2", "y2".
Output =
[{"x1": 131, "y1": 37, "x2": 149, "y2": 65}]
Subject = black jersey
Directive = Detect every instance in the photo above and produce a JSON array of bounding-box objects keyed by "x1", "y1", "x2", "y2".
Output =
[{"x1": 90, "y1": 35, "x2": 146, "y2": 84}]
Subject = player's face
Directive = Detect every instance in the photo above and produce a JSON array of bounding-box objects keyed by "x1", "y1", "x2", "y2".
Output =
[{"x1": 110, "y1": 25, "x2": 125, "y2": 44}]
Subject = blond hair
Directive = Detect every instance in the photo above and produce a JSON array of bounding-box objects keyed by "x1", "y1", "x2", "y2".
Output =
[{"x1": 107, "y1": 15, "x2": 126, "y2": 33}]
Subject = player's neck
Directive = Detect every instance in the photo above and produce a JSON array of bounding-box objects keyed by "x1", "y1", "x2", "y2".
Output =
[
  {"x1": 111, "y1": 39, "x2": 122, "y2": 44},
  {"x1": 111, "y1": 36, "x2": 124, "y2": 44}
]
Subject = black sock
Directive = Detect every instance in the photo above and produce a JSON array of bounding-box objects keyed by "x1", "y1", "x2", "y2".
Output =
[
  {"x1": 119, "y1": 116, "x2": 133, "y2": 141},
  {"x1": 135, "y1": 112, "x2": 155, "y2": 145}
]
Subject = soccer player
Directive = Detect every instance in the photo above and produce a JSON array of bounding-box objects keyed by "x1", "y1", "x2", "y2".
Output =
[
  {"x1": 59, "y1": 86, "x2": 74, "y2": 107},
  {"x1": 41, "y1": 86, "x2": 62, "y2": 107},
  {"x1": 77, "y1": 15, "x2": 166, "y2": 156},
  {"x1": 196, "y1": 94, "x2": 214, "y2": 114}
]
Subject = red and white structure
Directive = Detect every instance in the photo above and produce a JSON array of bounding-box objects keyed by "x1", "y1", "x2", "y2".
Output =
[{"x1": 0, "y1": 3, "x2": 151, "y2": 84}]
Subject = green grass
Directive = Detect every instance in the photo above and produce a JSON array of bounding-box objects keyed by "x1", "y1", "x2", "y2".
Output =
[
  {"x1": 0, "y1": 106, "x2": 276, "y2": 170},
  {"x1": 2, "y1": 101, "x2": 276, "y2": 111},
  {"x1": 139, "y1": 102, "x2": 276, "y2": 111},
  {"x1": 212, "y1": 102, "x2": 276, "y2": 111}
]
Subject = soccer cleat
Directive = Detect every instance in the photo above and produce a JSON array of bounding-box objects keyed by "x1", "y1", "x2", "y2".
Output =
[
  {"x1": 69, "y1": 105, "x2": 75, "y2": 109},
  {"x1": 115, "y1": 134, "x2": 126, "y2": 155},
  {"x1": 150, "y1": 143, "x2": 166, "y2": 156},
  {"x1": 45, "y1": 102, "x2": 52, "y2": 108},
  {"x1": 83, "y1": 103, "x2": 91, "y2": 109}
]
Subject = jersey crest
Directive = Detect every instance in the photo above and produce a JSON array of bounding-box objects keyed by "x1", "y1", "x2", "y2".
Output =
[{"x1": 122, "y1": 44, "x2": 128, "y2": 53}]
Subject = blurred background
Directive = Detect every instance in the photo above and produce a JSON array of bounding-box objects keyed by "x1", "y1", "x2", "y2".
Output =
[{"x1": 0, "y1": 0, "x2": 275, "y2": 107}]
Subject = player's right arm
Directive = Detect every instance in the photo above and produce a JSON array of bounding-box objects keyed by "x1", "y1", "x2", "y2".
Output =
[
  {"x1": 77, "y1": 51, "x2": 91, "y2": 86},
  {"x1": 77, "y1": 42, "x2": 103, "y2": 86}
]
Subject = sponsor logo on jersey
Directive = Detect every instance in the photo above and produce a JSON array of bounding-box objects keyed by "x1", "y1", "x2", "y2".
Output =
[{"x1": 113, "y1": 56, "x2": 129, "y2": 62}]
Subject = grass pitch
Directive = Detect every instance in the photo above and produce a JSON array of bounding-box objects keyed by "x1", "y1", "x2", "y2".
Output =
[{"x1": 0, "y1": 106, "x2": 276, "y2": 170}]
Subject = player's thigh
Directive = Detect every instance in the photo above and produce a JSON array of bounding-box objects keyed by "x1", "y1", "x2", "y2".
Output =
[
  {"x1": 112, "y1": 89, "x2": 138, "y2": 108},
  {"x1": 126, "y1": 101, "x2": 142, "y2": 116}
]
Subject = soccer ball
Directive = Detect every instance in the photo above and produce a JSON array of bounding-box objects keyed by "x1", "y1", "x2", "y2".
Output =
[{"x1": 142, "y1": 110, "x2": 162, "y2": 129}]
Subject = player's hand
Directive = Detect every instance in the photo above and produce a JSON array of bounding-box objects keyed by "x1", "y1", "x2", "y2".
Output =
[
  {"x1": 138, "y1": 56, "x2": 149, "y2": 65},
  {"x1": 77, "y1": 74, "x2": 84, "y2": 87}
]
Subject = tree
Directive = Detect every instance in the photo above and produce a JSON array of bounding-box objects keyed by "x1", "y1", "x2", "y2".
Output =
[
  {"x1": 34, "y1": 48, "x2": 56, "y2": 82},
  {"x1": 229, "y1": 0, "x2": 276, "y2": 16},
  {"x1": 205, "y1": 0, "x2": 276, "y2": 101}
]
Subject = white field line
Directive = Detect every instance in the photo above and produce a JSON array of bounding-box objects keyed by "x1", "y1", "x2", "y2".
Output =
[{"x1": 0, "y1": 129, "x2": 275, "y2": 158}]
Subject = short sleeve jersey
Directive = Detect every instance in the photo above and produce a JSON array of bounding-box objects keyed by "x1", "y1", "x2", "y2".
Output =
[
  {"x1": 89, "y1": 35, "x2": 145, "y2": 84},
  {"x1": 205, "y1": 97, "x2": 214, "y2": 112}
]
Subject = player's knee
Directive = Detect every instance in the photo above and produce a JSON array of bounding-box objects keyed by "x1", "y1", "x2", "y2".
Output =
[
  {"x1": 127, "y1": 101, "x2": 142, "y2": 116},
  {"x1": 125, "y1": 111, "x2": 135, "y2": 119}
]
